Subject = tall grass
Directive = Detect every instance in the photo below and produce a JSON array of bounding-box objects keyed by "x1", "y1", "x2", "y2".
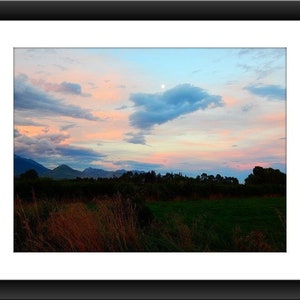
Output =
[
  {"x1": 232, "y1": 226, "x2": 274, "y2": 251},
  {"x1": 14, "y1": 195, "x2": 285, "y2": 252},
  {"x1": 15, "y1": 194, "x2": 142, "y2": 251},
  {"x1": 141, "y1": 214, "x2": 203, "y2": 252},
  {"x1": 15, "y1": 195, "x2": 213, "y2": 252}
]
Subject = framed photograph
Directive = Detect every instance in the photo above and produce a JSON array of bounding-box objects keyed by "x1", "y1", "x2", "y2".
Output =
[{"x1": 0, "y1": 0, "x2": 300, "y2": 299}]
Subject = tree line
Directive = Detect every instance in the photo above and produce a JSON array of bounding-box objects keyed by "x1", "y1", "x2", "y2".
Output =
[{"x1": 15, "y1": 166, "x2": 286, "y2": 202}]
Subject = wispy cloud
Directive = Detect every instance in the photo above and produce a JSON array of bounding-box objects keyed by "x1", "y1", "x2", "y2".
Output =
[
  {"x1": 237, "y1": 48, "x2": 286, "y2": 80},
  {"x1": 14, "y1": 116, "x2": 45, "y2": 127},
  {"x1": 113, "y1": 160, "x2": 164, "y2": 171},
  {"x1": 60, "y1": 123, "x2": 77, "y2": 131},
  {"x1": 116, "y1": 84, "x2": 126, "y2": 89},
  {"x1": 191, "y1": 69, "x2": 201, "y2": 74},
  {"x1": 52, "y1": 64, "x2": 67, "y2": 71},
  {"x1": 238, "y1": 48, "x2": 285, "y2": 60},
  {"x1": 14, "y1": 74, "x2": 99, "y2": 121},
  {"x1": 244, "y1": 84, "x2": 286, "y2": 100},
  {"x1": 115, "y1": 105, "x2": 129, "y2": 110},
  {"x1": 241, "y1": 104, "x2": 254, "y2": 112}
]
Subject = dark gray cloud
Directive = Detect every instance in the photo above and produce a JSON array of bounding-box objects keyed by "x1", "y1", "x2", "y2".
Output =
[
  {"x1": 15, "y1": 135, "x2": 56, "y2": 157},
  {"x1": 55, "y1": 145, "x2": 106, "y2": 159},
  {"x1": 60, "y1": 123, "x2": 77, "y2": 131},
  {"x1": 33, "y1": 78, "x2": 90, "y2": 97},
  {"x1": 35, "y1": 133, "x2": 70, "y2": 144},
  {"x1": 14, "y1": 129, "x2": 21, "y2": 137},
  {"x1": 113, "y1": 160, "x2": 163, "y2": 171},
  {"x1": 244, "y1": 84, "x2": 286, "y2": 100},
  {"x1": 14, "y1": 116, "x2": 45, "y2": 127},
  {"x1": 115, "y1": 105, "x2": 129, "y2": 110},
  {"x1": 14, "y1": 131, "x2": 106, "y2": 165},
  {"x1": 60, "y1": 81, "x2": 82, "y2": 95},
  {"x1": 14, "y1": 74, "x2": 99, "y2": 121},
  {"x1": 129, "y1": 84, "x2": 223, "y2": 131},
  {"x1": 241, "y1": 104, "x2": 254, "y2": 112},
  {"x1": 124, "y1": 132, "x2": 147, "y2": 145}
]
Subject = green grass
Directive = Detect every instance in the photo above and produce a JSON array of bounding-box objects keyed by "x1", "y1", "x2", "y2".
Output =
[{"x1": 146, "y1": 197, "x2": 286, "y2": 251}]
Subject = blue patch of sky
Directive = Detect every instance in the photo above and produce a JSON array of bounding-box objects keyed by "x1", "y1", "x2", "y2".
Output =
[{"x1": 88, "y1": 48, "x2": 286, "y2": 93}]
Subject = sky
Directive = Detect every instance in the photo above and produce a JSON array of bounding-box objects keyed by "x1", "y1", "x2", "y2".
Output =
[{"x1": 14, "y1": 48, "x2": 286, "y2": 182}]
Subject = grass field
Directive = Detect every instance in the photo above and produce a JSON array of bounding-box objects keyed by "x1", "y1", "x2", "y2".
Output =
[
  {"x1": 146, "y1": 197, "x2": 286, "y2": 252},
  {"x1": 14, "y1": 196, "x2": 286, "y2": 252}
]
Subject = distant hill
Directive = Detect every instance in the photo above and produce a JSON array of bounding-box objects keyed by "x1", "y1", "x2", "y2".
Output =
[
  {"x1": 45, "y1": 164, "x2": 83, "y2": 180},
  {"x1": 82, "y1": 168, "x2": 139, "y2": 179},
  {"x1": 14, "y1": 154, "x2": 50, "y2": 176},
  {"x1": 14, "y1": 155, "x2": 144, "y2": 180},
  {"x1": 82, "y1": 167, "x2": 117, "y2": 179}
]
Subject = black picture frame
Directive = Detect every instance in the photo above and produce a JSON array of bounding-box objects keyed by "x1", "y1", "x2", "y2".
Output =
[
  {"x1": 2, "y1": 1, "x2": 298, "y2": 299},
  {"x1": 0, "y1": 280, "x2": 300, "y2": 299},
  {"x1": 0, "y1": 1, "x2": 300, "y2": 20}
]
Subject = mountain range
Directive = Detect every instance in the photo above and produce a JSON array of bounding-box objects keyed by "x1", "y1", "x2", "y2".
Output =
[
  {"x1": 14, "y1": 154, "x2": 50, "y2": 176},
  {"x1": 14, "y1": 155, "x2": 141, "y2": 180}
]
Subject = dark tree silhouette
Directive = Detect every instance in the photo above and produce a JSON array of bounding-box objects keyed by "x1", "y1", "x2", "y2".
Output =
[
  {"x1": 245, "y1": 166, "x2": 286, "y2": 185},
  {"x1": 19, "y1": 169, "x2": 38, "y2": 180}
]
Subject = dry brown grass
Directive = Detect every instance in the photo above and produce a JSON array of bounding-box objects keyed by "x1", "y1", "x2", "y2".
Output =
[
  {"x1": 232, "y1": 226, "x2": 274, "y2": 252},
  {"x1": 14, "y1": 195, "x2": 55, "y2": 251},
  {"x1": 15, "y1": 195, "x2": 204, "y2": 252},
  {"x1": 45, "y1": 202, "x2": 103, "y2": 251},
  {"x1": 97, "y1": 198, "x2": 142, "y2": 251},
  {"x1": 162, "y1": 215, "x2": 194, "y2": 251},
  {"x1": 274, "y1": 208, "x2": 286, "y2": 231},
  {"x1": 15, "y1": 194, "x2": 142, "y2": 252}
]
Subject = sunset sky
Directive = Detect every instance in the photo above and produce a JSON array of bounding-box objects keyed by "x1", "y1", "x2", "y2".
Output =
[{"x1": 14, "y1": 48, "x2": 286, "y2": 182}]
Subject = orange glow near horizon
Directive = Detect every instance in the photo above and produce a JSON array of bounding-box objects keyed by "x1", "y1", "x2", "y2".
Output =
[{"x1": 15, "y1": 126, "x2": 46, "y2": 137}]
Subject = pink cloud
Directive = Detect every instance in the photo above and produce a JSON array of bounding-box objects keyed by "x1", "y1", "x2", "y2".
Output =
[
  {"x1": 259, "y1": 112, "x2": 286, "y2": 126},
  {"x1": 15, "y1": 125, "x2": 47, "y2": 137},
  {"x1": 222, "y1": 95, "x2": 241, "y2": 107}
]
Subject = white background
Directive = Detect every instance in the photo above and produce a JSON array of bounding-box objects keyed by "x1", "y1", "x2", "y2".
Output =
[{"x1": 0, "y1": 21, "x2": 298, "y2": 280}]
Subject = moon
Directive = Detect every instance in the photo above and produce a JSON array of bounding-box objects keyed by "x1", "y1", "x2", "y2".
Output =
[{"x1": 161, "y1": 84, "x2": 165, "y2": 89}]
